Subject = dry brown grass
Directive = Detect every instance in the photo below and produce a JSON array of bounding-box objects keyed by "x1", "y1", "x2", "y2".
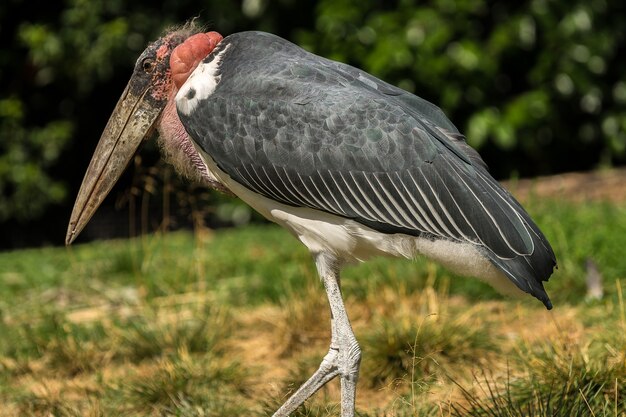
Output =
[{"x1": 3, "y1": 280, "x2": 624, "y2": 416}]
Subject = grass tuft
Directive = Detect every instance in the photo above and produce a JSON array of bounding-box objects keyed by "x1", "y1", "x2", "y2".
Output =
[
  {"x1": 361, "y1": 284, "x2": 495, "y2": 387},
  {"x1": 451, "y1": 334, "x2": 626, "y2": 416},
  {"x1": 109, "y1": 350, "x2": 247, "y2": 416},
  {"x1": 11, "y1": 313, "x2": 112, "y2": 376},
  {"x1": 114, "y1": 302, "x2": 230, "y2": 361},
  {"x1": 275, "y1": 281, "x2": 329, "y2": 357}
]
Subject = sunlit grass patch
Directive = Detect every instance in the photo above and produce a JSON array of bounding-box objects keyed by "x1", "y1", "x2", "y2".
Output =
[
  {"x1": 166, "y1": 396, "x2": 250, "y2": 417},
  {"x1": 113, "y1": 302, "x2": 230, "y2": 362},
  {"x1": 360, "y1": 283, "x2": 496, "y2": 387},
  {"x1": 1, "y1": 297, "x2": 231, "y2": 374},
  {"x1": 451, "y1": 342, "x2": 625, "y2": 417},
  {"x1": 449, "y1": 286, "x2": 626, "y2": 417},
  {"x1": 108, "y1": 350, "x2": 247, "y2": 416},
  {"x1": 362, "y1": 310, "x2": 495, "y2": 384},
  {"x1": 274, "y1": 281, "x2": 329, "y2": 357},
  {"x1": 14, "y1": 393, "x2": 80, "y2": 417},
  {"x1": 31, "y1": 321, "x2": 111, "y2": 377},
  {"x1": 0, "y1": 312, "x2": 112, "y2": 377},
  {"x1": 9, "y1": 376, "x2": 109, "y2": 417}
]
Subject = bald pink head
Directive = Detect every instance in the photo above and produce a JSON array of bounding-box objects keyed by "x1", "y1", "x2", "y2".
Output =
[{"x1": 170, "y1": 31, "x2": 223, "y2": 90}]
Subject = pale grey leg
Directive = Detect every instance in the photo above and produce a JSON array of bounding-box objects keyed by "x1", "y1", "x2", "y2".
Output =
[{"x1": 272, "y1": 253, "x2": 361, "y2": 417}]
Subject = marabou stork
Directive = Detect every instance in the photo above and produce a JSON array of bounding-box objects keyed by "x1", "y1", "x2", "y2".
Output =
[{"x1": 66, "y1": 26, "x2": 556, "y2": 416}]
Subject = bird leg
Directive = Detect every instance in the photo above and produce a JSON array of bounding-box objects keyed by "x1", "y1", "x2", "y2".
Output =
[{"x1": 272, "y1": 254, "x2": 361, "y2": 417}]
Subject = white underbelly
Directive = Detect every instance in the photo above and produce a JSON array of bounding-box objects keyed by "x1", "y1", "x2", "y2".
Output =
[{"x1": 195, "y1": 147, "x2": 525, "y2": 297}]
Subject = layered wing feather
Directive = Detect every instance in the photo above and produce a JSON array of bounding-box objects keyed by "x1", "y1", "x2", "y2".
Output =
[{"x1": 178, "y1": 31, "x2": 556, "y2": 307}]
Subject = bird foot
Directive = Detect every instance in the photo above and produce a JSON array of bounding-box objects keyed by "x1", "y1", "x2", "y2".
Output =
[{"x1": 272, "y1": 340, "x2": 361, "y2": 417}]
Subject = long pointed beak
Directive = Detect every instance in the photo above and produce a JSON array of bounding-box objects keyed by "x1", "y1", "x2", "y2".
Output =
[{"x1": 66, "y1": 78, "x2": 165, "y2": 245}]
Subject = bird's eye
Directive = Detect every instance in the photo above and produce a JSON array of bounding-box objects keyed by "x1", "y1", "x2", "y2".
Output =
[{"x1": 142, "y1": 58, "x2": 155, "y2": 73}]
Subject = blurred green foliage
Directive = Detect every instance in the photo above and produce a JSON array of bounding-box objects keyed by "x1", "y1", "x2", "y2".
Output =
[
  {"x1": 0, "y1": 97, "x2": 70, "y2": 221},
  {"x1": 1, "y1": 0, "x2": 142, "y2": 224},
  {"x1": 1, "y1": 0, "x2": 625, "y2": 246}
]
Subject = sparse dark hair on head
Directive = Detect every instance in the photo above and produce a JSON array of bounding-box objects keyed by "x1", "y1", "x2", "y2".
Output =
[{"x1": 163, "y1": 18, "x2": 207, "y2": 43}]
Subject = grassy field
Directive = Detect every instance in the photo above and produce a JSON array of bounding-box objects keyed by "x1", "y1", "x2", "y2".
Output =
[{"x1": 1, "y1": 196, "x2": 625, "y2": 416}]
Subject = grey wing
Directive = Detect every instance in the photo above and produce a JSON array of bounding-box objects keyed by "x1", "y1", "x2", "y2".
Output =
[{"x1": 179, "y1": 31, "x2": 556, "y2": 307}]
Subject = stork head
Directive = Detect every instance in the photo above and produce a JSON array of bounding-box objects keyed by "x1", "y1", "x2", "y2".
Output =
[{"x1": 66, "y1": 27, "x2": 222, "y2": 245}]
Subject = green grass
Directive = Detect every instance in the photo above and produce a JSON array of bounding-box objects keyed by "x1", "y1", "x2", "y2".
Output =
[
  {"x1": 452, "y1": 335, "x2": 626, "y2": 416},
  {"x1": 362, "y1": 305, "x2": 495, "y2": 387},
  {"x1": 1, "y1": 198, "x2": 625, "y2": 415}
]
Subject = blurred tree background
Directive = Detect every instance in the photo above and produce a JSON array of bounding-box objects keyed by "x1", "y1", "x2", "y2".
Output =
[{"x1": 1, "y1": 0, "x2": 624, "y2": 249}]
